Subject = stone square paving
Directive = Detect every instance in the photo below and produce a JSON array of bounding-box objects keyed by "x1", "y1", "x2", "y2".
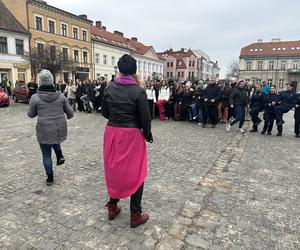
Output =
[{"x1": 0, "y1": 102, "x2": 300, "y2": 249}]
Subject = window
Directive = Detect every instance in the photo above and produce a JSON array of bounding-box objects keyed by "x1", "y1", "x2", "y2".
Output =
[
  {"x1": 50, "y1": 45, "x2": 56, "y2": 61},
  {"x1": 14, "y1": 39, "x2": 24, "y2": 55},
  {"x1": 181, "y1": 72, "x2": 184, "y2": 78},
  {"x1": 82, "y1": 30, "x2": 87, "y2": 41},
  {"x1": 192, "y1": 72, "x2": 194, "y2": 78},
  {"x1": 143, "y1": 62, "x2": 146, "y2": 70},
  {"x1": 279, "y1": 79, "x2": 284, "y2": 89},
  {"x1": 167, "y1": 72, "x2": 169, "y2": 78},
  {"x1": 111, "y1": 56, "x2": 115, "y2": 66},
  {"x1": 148, "y1": 63, "x2": 151, "y2": 71},
  {"x1": 37, "y1": 43, "x2": 44, "y2": 57},
  {"x1": 293, "y1": 60, "x2": 299, "y2": 69},
  {"x1": 268, "y1": 79, "x2": 273, "y2": 85},
  {"x1": 281, "y1": 61, "x2": 286, "y2": 70},
  {"x1": 48, "y1": 20, "x2": 55, "y2": 34},
  {"x1": 62, "y1": 48, "x2": 68, "y2": 62},
  {"x1": 192, "y1": 61, "x2": 195, "y2": 67},
  {"x1": 73, "y1": 27, "x2": 78, "y2": 39},
  {"x1": 269, "y1": 61, "x2": 274, "y2": 70},
  {"x1": 170, "y1": 62, "x2": 173, "y2": 67},
  {"x1": 170, "y1": 72, "x2": 173, "y2": 78},
  {"x1": 61, "y1": 24, "x2": 67, "y2": 37},
  {"x1": 95, "y1": 53, "x2": 99, "y2": 64},
  {"x1": 246, "y1": 61, "x2": 252, "y2": 70},
  {"x1": 167, "y1": 62, "x2": 170, "y2": 67},
  {"x1": 138, "y1": 61, "x2": 141, "y2": 70},
  {"x1": 35, "y1": 16, "x2": 42, "y2": 31},
  {"x1": 74, "y1": 50, "x2": 79, "y2": 62},
  {"x1": 0, "y1": 37, "x2": 8, "y2": 54},
  {"x1": 152, "y1": 63, "x2": 155, "y2": 72},
  {"x1": 257, "y1": 61, "x2": 263, "y2": 70},
  {"x1": 189, "y1": 61, "x2": 192, "y2": 67},
  {"x1": 83, "y1": 51, "x2": 88, "y2": 63},
  {"x1": 103, "y1": 55, "x2": 107, "y2": 65},
  {"x1": 188, "y1": 72, "x2": 191, "y2": 78},
  {"x1": 177, "y1": 72, "x2": 180, "y2": 78}
]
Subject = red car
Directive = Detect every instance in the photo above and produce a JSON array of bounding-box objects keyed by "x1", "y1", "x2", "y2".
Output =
[
  {"x1": 13, "y1": 83, "x2": 30, "y2": 103},
  {"x1": 0, "y1": 87, "x2": 10, "y2": 107}
]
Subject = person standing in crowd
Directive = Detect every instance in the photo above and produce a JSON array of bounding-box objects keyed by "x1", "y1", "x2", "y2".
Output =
[
  {"x1": 261, "y1": 85, "x2": 279, "y2": 135},
  {"x1": 203, "y1": 80, "x2": 221, "y2": 128},
  {"x1": 81, "y1": 80, "x2": 94, "y2": 113},
  {"x1": 27, "y1": 70, "x2": 74, "y2": 186},
  {"x1": 218, "y1": 82, "x2": 231, "y2": 123},
  {"x1": 194, "y1": 85, "x2": 206, "y2": 126},
  {"x1": 64, "y1": 80, "x2": 77, "y2": 111},
  {"x1": 146, "y1": 83, "x2": 155, "y2": 120},
  {"x1": 165, "y1": 83, "x2": 175, "y2": 119},
  {"x1": 249, "y1": 84, "x2": 266, "y2": 132},
  {"x1": 4, "y1": 77, "x2": 12, "y2": 96},
  {"x1": 75, "y1": 80, "x2": 85, "y2": 112},
  {"x1": 98, "y1": 77, "x2": 108, "y2": 112},
  {"x1": 274, "y1": 83, "x2": 296, "y2": 136},
  {"x1": 93, "y1": 80, "x2": 102, "y2": 112},
  {"x1": 173, "y1": 83, "x2": 183, "y2": 121},
  {"x1": 156, "y1": 81, "x2": 170, "y2": 121},
  {"x1": 27, "y1": 78, "x2": 38, "y2": 99},
  {"x1": 262, "y1": 81, "x2": 270, "y2": 95},
  {"x1": 226, "y1": 80, "x2": 248, "y2": 133},
  {"x1": 294, "y1": 92, "x2": 300, "y2": 138},
  {"x1": 101, "y1": 54, "x2": 152, "y2": 228}
]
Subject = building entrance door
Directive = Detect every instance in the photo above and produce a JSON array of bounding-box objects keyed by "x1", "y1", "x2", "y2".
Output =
[
  {"x1": 291, "y1": 81, "x2": 298, "y2": 91},
  {"x1": 0, "y1": 72, "x2": 8, "y2": 82}
]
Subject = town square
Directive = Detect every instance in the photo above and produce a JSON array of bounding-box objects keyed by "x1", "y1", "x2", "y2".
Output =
[{"x1": 1, "y1": 0, "x2": 300, "y2": 249}]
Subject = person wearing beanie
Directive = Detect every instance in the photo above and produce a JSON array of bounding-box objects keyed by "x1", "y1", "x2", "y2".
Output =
[
  {"x1": 101, "y1": 54, "x2": 152, "y2": 228},
  {"x1": 27, "y1": 69, "x2": 74, "y2": 186}
]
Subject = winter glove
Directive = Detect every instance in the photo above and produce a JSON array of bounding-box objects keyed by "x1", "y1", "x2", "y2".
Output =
[{"x1": 146, "y1": 132, "x2": 153, "y2": 144}]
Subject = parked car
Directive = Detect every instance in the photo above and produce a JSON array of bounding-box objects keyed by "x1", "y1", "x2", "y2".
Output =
[
  {"x1": 0, "y1": 87, "x2": 10, "y2": 107},
  {"x1": 13, "y1": 83, "x2": 30, "y2": 103}
]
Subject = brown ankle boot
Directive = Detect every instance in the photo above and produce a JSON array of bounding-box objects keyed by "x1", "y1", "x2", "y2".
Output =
[
  {"x1": 130, "y1": 212, "x2": 149, "y2": 228},
  {"x1": 106, "y1": 203, "x2": 121, "y2": 220}
]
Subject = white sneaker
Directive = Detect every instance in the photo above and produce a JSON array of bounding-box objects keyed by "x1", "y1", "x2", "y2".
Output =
[
  {"x1": 240, "y1": 128, "x2": 245, "y2": 134},
  {"x1": 226, "y1": 124, "x2": 231, "y2": 132}
]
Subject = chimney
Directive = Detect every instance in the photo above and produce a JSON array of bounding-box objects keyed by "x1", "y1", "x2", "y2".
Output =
[
  {"x1": 79, "y1": 14, "x2": 87, "y2": 19},
  {"x1": 181, "y1": 48, "x2": 185, "y2": 52},
  {"x1": 271, "y1": 38, "x2": 281, "y2": 42},
  {"x1": 131, "y1": 37, "x2": 138, "y2": 42},
  {"x1": 102, "y1": 26, "x2": 106, "y2": 31},
  {"x1": 257, "y1": 39, "x2": 263, "y2": 43},
  {"x1": 114, "y1": 31, "x2": 124, "y2": 37},
  {"x1": 95, "y1": 21, "x2": 102, "y2": 29}
]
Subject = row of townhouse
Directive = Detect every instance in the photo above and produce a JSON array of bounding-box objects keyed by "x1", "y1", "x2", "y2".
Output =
[
  {"x1": 157, "y1": 48, "x2": 220, "y2": 82},
  {"x1": 1, "y1": 0, "x2": 164, "y2": 87},
  {"x1": 239, "y1": 38, "x2": 300, "y2": 91}
]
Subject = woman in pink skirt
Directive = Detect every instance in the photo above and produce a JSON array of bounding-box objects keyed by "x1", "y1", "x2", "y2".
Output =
[{"x1": 101, "y1": 54, "x2": 153, "y2": 228}]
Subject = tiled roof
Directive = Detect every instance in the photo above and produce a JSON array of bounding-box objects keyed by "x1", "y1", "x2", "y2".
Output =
[
  {"x1": 91, "y1": 25, "x2": 156, "y2": 56},
  {"x1": 240, "y1": 40, "x2": 300, "y2": 58},
  {"x1": 0, "y1": 0, "x2": 29, "y2": 34}
]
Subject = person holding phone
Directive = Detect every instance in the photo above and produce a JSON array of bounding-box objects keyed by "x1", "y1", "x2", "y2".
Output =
[{"x1": 101, "y1": 54, "x2": 152, "y2": 228}]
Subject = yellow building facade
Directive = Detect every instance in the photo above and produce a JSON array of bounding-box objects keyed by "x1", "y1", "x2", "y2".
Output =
[{"x1": 2, "y1": 0, "x2": 93, "y2": 82}]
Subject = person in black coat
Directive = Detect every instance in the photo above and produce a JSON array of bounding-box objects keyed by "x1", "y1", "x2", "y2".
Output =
[
  {"x1": 294, "y1": 93, "x2": 300, "y2": 138},
  {"x1": 76, "y1": 80, "x2": 85, "y2": 112},
  {"x1": 194, "y1": 85, "x2": 206, "y2": 125},
  {"x1": 274, "y1": 83, "x2": 297, "y2": 136},
  {"x1": 261, "y1": 85, "x2": 279, "y2": 135},
  {"x1": 203, "y1": 80, "x2": 221, "y2": 128},
  {"x1": 249, "y1": 84, "x2": 266, "y2": 132}
]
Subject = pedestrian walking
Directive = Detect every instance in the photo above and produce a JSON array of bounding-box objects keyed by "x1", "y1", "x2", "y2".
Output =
[
  {"x1": 101, "y1": 54, "x2": 153, "y2": 228},
  {"x1": 294, "y1": 92, "x2": 300, "y2": 138},
  {"x1": 226, "y1": 80, "x2": 248, "y2": 133},
  {"x1": 249, "y1": 84, "x2": 265, "y2": 132},
  {"x1": 27, "y1": 70, "x2": 74, "y2": 186}
]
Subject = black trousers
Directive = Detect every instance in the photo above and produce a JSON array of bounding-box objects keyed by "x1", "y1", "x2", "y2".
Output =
[
  {"x1": 262, "y1": 111, "x2": 275, "y2": 133},
  {"x1": 109, "y1": 183, "x2": 144, "y2": 214},
  {"x1": 295, "y1": 108, "x2": 300, "y2": 134},
  {"x1": 250, "y1": 107, "x2": 263, "y2": 125},
  {"x1": 148, "y1": 100, "x2": 154, "y2": 119},
  {"x1": 205, "y1": 105, "x2": 218, "y2": 125}
]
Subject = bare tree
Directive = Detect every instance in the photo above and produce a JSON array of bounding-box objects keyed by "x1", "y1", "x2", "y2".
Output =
[
  {"x1": 26, "y1": 45, "x2": 75, "y2": 82},
  {"x1": 226, "y1": 59, "x2": 240, "y2": 80}
]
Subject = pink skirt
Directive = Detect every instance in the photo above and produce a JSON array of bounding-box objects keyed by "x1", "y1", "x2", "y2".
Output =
[{"x1": 103, "y1": 126, "x2": 147, "y2": 199}]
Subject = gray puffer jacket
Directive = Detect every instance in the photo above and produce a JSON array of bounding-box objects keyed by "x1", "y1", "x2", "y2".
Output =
[{"x1": 27, "y1": 91, "x2": 74, "y2": 144}]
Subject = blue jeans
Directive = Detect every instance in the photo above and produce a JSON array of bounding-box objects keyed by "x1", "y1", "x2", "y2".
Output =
[
  {"x1": 39, "y1": 143, "x2": 61, "y2": 175},
  {"x1": 230, "y1": 105, "x2": 246, "y2": 128}
]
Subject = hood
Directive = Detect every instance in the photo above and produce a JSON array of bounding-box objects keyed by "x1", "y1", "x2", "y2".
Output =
[{"x1": 37, "y1": 91, "x2": 61, "y2": 103}]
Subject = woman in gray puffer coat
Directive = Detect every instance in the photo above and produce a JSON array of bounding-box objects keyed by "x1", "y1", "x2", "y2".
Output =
[{"x1": 28, "y1": 70, "x2": 74, "y2": 186}]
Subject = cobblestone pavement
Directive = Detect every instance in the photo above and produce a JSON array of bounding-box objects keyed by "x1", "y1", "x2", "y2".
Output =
[{"x1": 0, "y1": 102, "x2": 299, "y2": 249}]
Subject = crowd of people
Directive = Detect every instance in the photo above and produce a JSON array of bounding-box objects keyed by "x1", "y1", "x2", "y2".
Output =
[{"x1": 40, "y1": 76, "x2": 300, "y2": 138}]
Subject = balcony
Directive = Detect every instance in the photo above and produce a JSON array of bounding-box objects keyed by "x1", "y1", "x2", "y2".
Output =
[{"x1": 287, "y1": 68, "x2": 300, "y2": 74}]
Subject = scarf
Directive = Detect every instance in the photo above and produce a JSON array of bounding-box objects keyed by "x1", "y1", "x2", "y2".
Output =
[
  {"x1": 38, "y1": 84, "x2": 56, "y2": 92},
  {"x1": 115, "y1": 74, "x2": 137, "y2": 86}
]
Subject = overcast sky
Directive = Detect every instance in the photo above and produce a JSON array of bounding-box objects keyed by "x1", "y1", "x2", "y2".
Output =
[{"x1": 47, "y1": 0, "x2": 300, "y2": 77}]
